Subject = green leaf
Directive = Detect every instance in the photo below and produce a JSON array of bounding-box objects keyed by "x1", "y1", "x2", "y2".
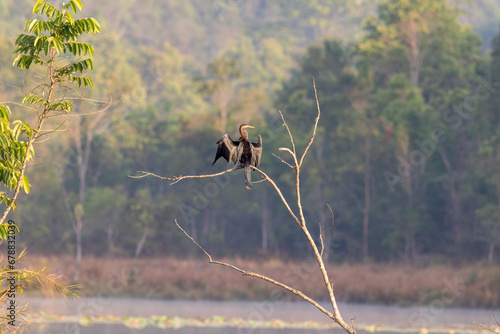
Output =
[
  {"x1": 71, "y1": 76, "x2": 94, "y2": 88},
  {"x1": 34, "y1": 0, "x2": 60, "y2": 18},
  {"x1": 32, "y1": 0, "x2": 43, "y2": 14},
  {"x1": 90, "y1": 18, "x2": 101, "y2": 33},
  {"x1": 12, "y1": 122, "x2": 23, "y2": 140},
  {"x1": 25, "y1": 19, "x2": 35, "y2": 32},
  {"x1": 0, "y1": 133, "x2": 10, "y2": 148},
  {"x1": 0, "y1": 223, "x2": 8, "y2": 240},
  {"x1": 22, "y1": 175, "x2": 30, "y2": 194},
  {"x1": 22, "y1": 94, "x2": 46, "y2": 107},
  {"x1": 0, "y1": 106, "x2": 11, "y2": 120},
  {"x1": 70, "y1": 59, "x2": 93, "y2": 73},
  {"x1": 68, "y1": 1, "x2": 77, "y2": 13},
  {"x1": 64, "y1": 11, "x2": 75, "y2": 25},
  {"x1": 72, "y1": 0, "x2": 83, "y2": 11},
  {"x1": 13, "y1": 55, "x2": 34, "y2": 69},
  {"x1": 28, "y1": 19, "x2": 38, "y2": 33}
]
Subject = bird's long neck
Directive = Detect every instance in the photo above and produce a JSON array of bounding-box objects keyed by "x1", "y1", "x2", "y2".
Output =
[{"x1": 239, "y1": 125, "x2": 248, "y2": 140}]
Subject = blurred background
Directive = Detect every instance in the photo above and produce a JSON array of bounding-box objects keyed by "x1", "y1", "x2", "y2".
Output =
[{"x1": 1, "y1": 0, "x2": 500, "y2": 311}]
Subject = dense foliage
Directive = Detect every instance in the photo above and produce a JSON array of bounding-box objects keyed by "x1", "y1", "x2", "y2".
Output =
[
  {"x1": 0, "y1": 0, "x2": 97, "y2": 328},
  {"x1": 0, "y1": 0, "x2": 499, "y2": 265}
]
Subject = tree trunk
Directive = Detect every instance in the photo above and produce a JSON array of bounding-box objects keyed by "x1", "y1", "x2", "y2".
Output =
[
  {"x1": 106, "y1": 225, "x2": 115, "y2": 254},
  {"x1": 201, "y1": 209, "x2": 210, "y2": 244},
  {"x1": 437, "y1": 142, "x2": 466, "y2": 242},
  {"x1": 74, "y1": 219, "x2": 82, "y2": 281},
  {"x1": 362, "y1": 139, "x2": 371, "y2": 261},
  {"x1": 404, "y1": 232, "x2": 411, "y2": 263},
  {"x1": 130, "y1": 226, "x2": 150, "y2": 284},
  {"x1": 217, "y1": 85, "x2": 230, "y2": 133},
  {"x1": 403, "y1": 17, "x2": 420, "y2": 87},
  {"x1": 488, "y1": 242, "x2": 495, "y2": 265},
  {"x1": 135, "y1": 226, "x2": 149, "y2": 259}
]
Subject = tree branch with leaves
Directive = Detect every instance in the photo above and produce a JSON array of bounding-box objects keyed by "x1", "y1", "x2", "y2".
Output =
[
  {"x1": 0, "y1": 0, "x2": 101, "y2": 329},
  {"x1": 0, "y1": 0, "x2": 100, "y2": 228},
  {"x1": 137, "y1": 79, "x2": 357, "y2": 334}
]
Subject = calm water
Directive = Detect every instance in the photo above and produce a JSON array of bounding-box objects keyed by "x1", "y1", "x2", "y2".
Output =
[{"x1": 22, "y1": 298, "x2": 500, "y2": 334}]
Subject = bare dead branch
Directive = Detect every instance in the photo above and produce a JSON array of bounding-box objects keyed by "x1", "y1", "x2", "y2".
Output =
[
  {"x1": 279, "y1": 110, "x2": 296, "y2": 157},
  {"x1": 325, "y1": 203, "x2": 335, "y2": 232},
  {"x1": 319, "y1": 222, "x2": 325, "y2": 258},
  {"x1": 272, "y1": 153, "x2": 294, "y2": 168},
  {"x1": 133, "y1": 167, "x2": 239, "y2": 185},
  {"x1": 175, "y1": 220, "x2": 339, "y2": 323},
  {"x1": 473, "y1": 311, "x2": 500, "y2": 333},
  {"x1": 299, "y1": 77, "x2": 321, "y2": 167},
  {"x1": 470, "y1": 322, "x2": 499, "y2": 333},
  {"x1": 278, "y1": 147, "x2": 296, "y2": 159},
  {"x1": 319, "y1": 205, "x2": 335, "y2": 258}
]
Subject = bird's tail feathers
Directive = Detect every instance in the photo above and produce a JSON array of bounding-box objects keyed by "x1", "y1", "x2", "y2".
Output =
[{"x1": 244, "y1": 165, "x2": 252, "y2": 190}]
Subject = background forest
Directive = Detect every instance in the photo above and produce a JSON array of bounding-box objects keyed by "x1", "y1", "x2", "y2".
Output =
[{"x1": 1, "y1": 0, "x2": 500, "y2": 267}]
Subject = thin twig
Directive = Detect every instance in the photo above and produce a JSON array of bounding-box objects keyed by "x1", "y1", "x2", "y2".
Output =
[
  {"x1": 318, "y1": 205, "x2": 335, "y2": 258},
  {"x1": 299, "y1": 77, "x2": 321, "y2": 167},
  {"x1": 471, "y1": 322, "x2": 499, "y2": 333},
  {"x1": 279, "y1": 147, "x2": 296, "y2": 160},
  {"x1": 279, "y1": 110, "x2": 296, "y2": 157},
  {"x1": 471, "y1": 311, "x2": 500, "y2": 333},
  {"x1": 272, "y1": 153, "x2": 294, "y2": 168},
  {"x1": 325, "y1": 203, "x2": 336, "y2": 232},
  {"x1": 319, "y1": 222, "x2": 325, "y2": 258},
  {"x1": 175, "y1": 220, "x2": 338, "y2": 323},
  {"x1": 133, "y1": 168, "x2": 239, "y2": 185}
]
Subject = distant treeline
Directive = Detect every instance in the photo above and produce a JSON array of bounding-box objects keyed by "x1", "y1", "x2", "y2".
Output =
[{"x1": 0, "y1": 0, "x2": 499, "y2": 264}]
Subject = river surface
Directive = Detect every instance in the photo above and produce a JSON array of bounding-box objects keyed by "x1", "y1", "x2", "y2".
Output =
[{"x1": 21, "y1": 297, "x2": 500, "y2": 334}]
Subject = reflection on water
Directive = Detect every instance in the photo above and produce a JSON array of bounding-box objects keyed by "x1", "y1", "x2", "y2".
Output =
[{"x1": 24, "y1": 298, "x2": 500, "y2": 334}]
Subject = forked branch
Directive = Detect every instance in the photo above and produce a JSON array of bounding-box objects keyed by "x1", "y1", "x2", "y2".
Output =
[
  {"x1": 138, "y1": 78, "x2": 356, "y2": 334},
  {"x1": 175, "y1": 220, "x2": 338, "y2": 321}
]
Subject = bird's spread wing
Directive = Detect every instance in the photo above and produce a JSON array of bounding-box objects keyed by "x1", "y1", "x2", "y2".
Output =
[
  {"x1": 250, "y1": 135, "x2": 262, "y2": 166},
  {"x1": 212, "y1": 134, "x2": 239, "y2": 165}
]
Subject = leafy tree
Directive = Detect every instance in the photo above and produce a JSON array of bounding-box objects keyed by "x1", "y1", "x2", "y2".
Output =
[
  {"x1": 0, "y1": 0, "x2": 100, "y2": 225},
  {"x1": 474, "y1": 26, "x2": 500, "y2": 264},
  {"x1": 0, "y1": 0, "x2": 100, "y2": 328},
  {"x1": 197, "y1": 56, "x2": 241, "y2": 133},
  {"x1": 361, "y1": 0, "x2": 485, "y2": 250},
  {"x1": 373, "y1": 73, "x2": 434, "y2": 261}
]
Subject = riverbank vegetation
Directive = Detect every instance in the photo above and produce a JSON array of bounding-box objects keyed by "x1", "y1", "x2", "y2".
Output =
[{"x1": 22, "y1": 256, "x2": 500, "y2": 308}]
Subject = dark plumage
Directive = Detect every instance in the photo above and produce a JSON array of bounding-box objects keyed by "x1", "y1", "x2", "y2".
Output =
[{"x1": 212, "y1": 124, "x2": 262, "y2": 189}]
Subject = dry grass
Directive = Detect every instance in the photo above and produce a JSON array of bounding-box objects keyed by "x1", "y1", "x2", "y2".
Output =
[{"x1": 14, "y1": 255, "x2": 500, "y2": 307}]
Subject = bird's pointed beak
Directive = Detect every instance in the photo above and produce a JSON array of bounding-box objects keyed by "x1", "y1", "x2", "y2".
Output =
[{"x1": 245, "y1": 125, "x2": 255, "y2": 129}]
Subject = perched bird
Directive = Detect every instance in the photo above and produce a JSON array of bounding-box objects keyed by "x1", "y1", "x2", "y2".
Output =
[{"x1": 212, "y1": 124, "x2": 262, "y2": 189}]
